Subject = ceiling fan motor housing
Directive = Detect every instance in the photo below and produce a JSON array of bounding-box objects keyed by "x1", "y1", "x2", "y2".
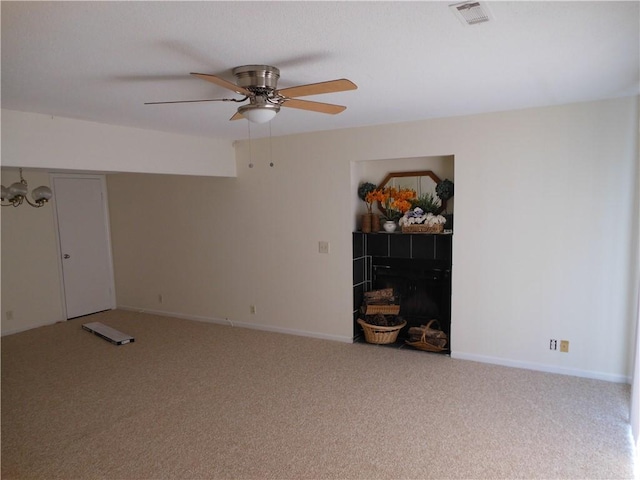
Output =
[{"x1": 232, "y1": 65, "x2": 280, "y2": 91}]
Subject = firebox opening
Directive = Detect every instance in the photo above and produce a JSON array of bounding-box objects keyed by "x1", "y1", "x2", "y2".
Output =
[{"x1": 372, "y1": 257, "x2": 451, "y2": 352}]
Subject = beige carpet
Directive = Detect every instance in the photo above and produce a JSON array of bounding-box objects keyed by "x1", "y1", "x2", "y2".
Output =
[{"x1": 1, "y1": 310, "x2": 635, "y2": 479}]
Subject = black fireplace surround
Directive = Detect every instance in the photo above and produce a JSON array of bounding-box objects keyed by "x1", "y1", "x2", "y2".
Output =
[{"x1": 353, "y1": 232, "x2": 452, "y2": 353}]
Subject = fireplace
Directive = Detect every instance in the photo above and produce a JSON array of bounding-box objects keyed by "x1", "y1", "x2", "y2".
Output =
[
  {"x1": 353, "y1": 232, "x2": 452, "y2": 353},
  {"x1": 373, "y1": 257, "x2": 451, "y2": 347}
]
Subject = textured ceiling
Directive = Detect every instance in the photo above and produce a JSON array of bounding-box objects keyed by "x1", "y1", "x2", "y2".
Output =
[{"x1": 2, "y1": 1, "x2": 638, "y2": 141}]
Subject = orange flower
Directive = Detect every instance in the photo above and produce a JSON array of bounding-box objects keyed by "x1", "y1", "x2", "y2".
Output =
[
  {"x1": 392, "y1": 199, "x2": 412, "y2": 213},
  {"x1": 364, "y1": 189, "x2": 383, "y2": 213},
  {"x1": 365, "y1": 189, "x2": 385, "y2": 204},
  {"x1": 380, "y1": 187, "x2": 416, "y2": 220}
]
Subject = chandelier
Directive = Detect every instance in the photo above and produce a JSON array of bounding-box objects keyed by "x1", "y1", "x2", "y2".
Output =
[{"x1": 1, "y1": 169, "x2": 53, "y2": 208}]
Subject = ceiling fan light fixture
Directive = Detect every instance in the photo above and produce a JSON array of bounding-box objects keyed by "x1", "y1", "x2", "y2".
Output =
[{"x1": 238, "y1": 103, "x2": 280, "y2": 123}]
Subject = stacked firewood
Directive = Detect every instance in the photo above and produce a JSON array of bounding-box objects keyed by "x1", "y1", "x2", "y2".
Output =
[
  {"x1": 360, "y1": 288, "x2": 400, "y2": 314},
  {"x1": 407, "y1": 322, "x2": 448, "y2": 348},
  {"x1": 360, "y1": 288, "x2": 404, "y2": 326},
  {"x1": 366, "y1": 312, "x2": 405, "y2": 327},
  {"x1": 363, "y1": 288, "x2": 396, "y2": 305}
]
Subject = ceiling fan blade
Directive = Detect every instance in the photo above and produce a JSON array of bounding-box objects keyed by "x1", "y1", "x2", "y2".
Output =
[
  {"x1": 191, "y1": 72, "x2": 252, "y2": 96},
  {"x1": 281, "y1": 98, "x2": 346, "y2": 115},
  {"x1": 277, "y1": 79, "x2": 357, "y2": 98},
  {"x1": 230, "y1": 111, "x2": 244, "y2": 121},
  {"x1": 145, "y1": 98, "x2": 239, "y2": 105}
]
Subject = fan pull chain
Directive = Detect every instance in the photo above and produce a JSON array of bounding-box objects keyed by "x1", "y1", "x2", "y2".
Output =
[
  {"x1": 269, "y1": 122, "x2": 274, "y2": 167},
  {"x1": 247, "y1": 120, "x2": 253, "y2": 168}
]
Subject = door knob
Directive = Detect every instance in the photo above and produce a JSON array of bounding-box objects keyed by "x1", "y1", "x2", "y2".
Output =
[{"x1": 63, "y1": 254, "x2": 70, "y2": 259}]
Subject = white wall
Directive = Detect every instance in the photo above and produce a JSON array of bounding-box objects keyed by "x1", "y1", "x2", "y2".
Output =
[
  {"x1": 2, "y1": 98, "x2": 638, "y2": 383},
  {"x1": 1, "y1": 110, "x2": 236, "y2": 177},
  {"x1": 630, "y1": 97, "x2": 640, "y2": 444},
  {"x1": 1, "y1": 169, "x2": 65, "y2": 333},
  {"x1": 0, "y1": 107, "x2": 235, "y2": 334},
  {"x1": 107, "y1": 96, "x2": 638, "y2": 382}
]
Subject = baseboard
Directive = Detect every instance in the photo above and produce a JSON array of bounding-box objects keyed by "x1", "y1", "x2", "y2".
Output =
[
  {"x1": 4, "y1": 308, "x2": 630, "y2": 384},
  {"x1": 117, "y1": 305, "x2": 354, "y2": 344},
  {"x1": 451, "y1": 351, "x2": 631, "y2": 384},
  {"x1": 1, "y1": 319, "x2": 61, "y2": 337}
]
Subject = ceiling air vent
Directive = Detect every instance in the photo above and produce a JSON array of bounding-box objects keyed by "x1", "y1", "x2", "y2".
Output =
[{"x1": 449, "y1": 1, "x2": 493, "y2": 26}]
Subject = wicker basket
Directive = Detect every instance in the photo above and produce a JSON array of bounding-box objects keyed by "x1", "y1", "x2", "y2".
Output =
[
  {"x1": 405, "y1": 319, "x2": 448, "y2": 352},
  {"x1": 401, "y1": 224, "x2": 444, "y2": 234},
  {"x1": 357, "y1": 318, "x2": 407, "y2": 345}
]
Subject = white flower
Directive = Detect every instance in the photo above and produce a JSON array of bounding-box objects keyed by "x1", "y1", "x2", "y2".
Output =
[{"x1": 400, "y1": 210, "x2": 446, "y2": 228}]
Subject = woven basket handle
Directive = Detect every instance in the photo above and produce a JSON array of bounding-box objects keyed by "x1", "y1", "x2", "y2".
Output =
[{"x1": 421, "y1": 319, "x2": 440, "y2": 342}]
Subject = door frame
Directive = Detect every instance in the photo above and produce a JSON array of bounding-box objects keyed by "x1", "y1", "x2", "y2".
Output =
[{"x1": 50, "y1": 173, "x2": 116, "y2": 319}]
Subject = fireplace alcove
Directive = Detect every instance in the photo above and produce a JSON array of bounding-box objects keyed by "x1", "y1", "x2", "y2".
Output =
[{"x1": 353, "y1": 232, "x2": 452, "y2": 354}]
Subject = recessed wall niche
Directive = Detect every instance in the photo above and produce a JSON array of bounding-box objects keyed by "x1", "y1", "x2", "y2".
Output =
[
  {"x1": 350, "y1": 155, "x2": 455, "y2": 350},
  {"x1": 350, "y1": 155, "x2": 455, "y2": 231}
]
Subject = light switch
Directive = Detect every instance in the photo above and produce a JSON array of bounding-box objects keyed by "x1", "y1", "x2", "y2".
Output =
[{"x1": 318, "y1": 241, "x2": 330, "y2": 254}]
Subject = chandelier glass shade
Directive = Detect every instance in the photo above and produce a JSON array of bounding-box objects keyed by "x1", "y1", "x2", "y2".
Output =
[{"x1": 1, "y1": 169, "x2": 53, "y2": 208}]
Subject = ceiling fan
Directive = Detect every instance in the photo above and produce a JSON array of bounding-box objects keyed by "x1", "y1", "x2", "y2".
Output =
[{"x1": 145, "y1": 65, "x2": 357, "y2": 123}]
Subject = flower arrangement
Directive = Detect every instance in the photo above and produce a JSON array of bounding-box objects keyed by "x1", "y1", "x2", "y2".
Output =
[
  {"x1": 367, "y1": 186, "x2": 416, "y2": 221},
  {"x1": 399, "y1": 207, "x2": 447, "y2": 228},
  {"x1": 357, "y1": 182, "x2": 377, "y2": 213}
]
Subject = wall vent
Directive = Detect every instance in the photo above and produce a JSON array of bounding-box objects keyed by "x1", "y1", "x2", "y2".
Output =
[{"x1": 449, "y1": 1, "x2": 493, "y2": 26}]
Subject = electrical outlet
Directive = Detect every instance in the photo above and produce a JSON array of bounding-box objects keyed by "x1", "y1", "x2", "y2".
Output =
[
  {"x1": 549, "y1": 339, "x2": 557, "y2": 350},
  {"x1": 6, "y1": 310, "x2": 13, "y2": 321},
  {"x1": 250, "y1": 305, "x2": 256, "y2": 315},
  {"x1": 560, "y1": 340, "x2": 569, "y2": 353},
  {"x1": 318, "y1": 241, "x2": 330, "y2": 254},
  {"x1": 158, "y1": 294, "x2": 163, "y2": 304}
]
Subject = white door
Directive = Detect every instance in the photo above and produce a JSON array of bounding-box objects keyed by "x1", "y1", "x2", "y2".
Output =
[{"x1": 52, "y1": 175, "x2": 115, "y2": 319}]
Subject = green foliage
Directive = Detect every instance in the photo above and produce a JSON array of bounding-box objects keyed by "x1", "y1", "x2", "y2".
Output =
[
  {"x1": 384, "y1": 209, "x2": 403, "y2": 222},
  {"x1": 357, "y1": 182, "x2": 377, "y2": 201},
  {"x1": 411, "y1": 193, "x2": 441, "y2": 214},
  {"x1": 436, "y1": 179, "x2": 454, "y2": 201}
]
